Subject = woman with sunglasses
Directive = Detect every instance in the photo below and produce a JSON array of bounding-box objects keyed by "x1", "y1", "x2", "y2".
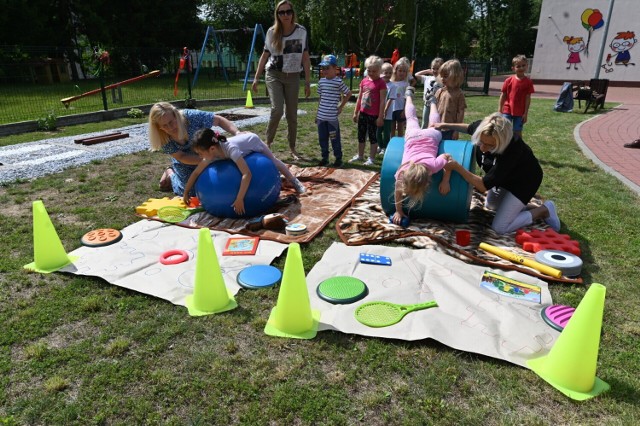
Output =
[
  {"x1": 251, "y1": 0, "x2": 311, "y2": 161},
  {"x1": 434, "y1": 113, "x2": 561, "y2": 235}
]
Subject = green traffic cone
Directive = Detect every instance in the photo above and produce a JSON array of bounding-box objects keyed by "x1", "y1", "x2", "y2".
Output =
[
  {"x1": 528, "y1": 283, "x2": 610, "y2": 400},
  {"x1": 185, "y1": 228, "x2": 237, "y2": 316},
  {"x1": 264, "y1": 243, "x2": 320, "y2": 339},
  {"x1": 24, "y1": 200, "x2": 76, "y2": 273}
]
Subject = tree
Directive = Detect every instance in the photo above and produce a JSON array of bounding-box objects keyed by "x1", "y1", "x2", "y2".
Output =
[
  {"x1": 412, "y1": 0, "x2": 474, "y2": 60},
  {"x1": 0, "y1": 0, "x2": 206, "y2": 78},
  {"x1": 73, "y1": 0, "x2": 205, "y2": 76},
  {"x1": 468, "y1": 0, "x2": 539, "y2": 67}
]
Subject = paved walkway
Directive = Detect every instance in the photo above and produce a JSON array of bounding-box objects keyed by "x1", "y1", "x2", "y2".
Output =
[{"x1": 489, "y1": 78, "x2": 640, "y2": 195}]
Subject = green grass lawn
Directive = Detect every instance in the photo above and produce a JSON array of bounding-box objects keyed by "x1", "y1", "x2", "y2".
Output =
[{"x1": 0, "y1": 96, "x2": 639, "y2": 425}]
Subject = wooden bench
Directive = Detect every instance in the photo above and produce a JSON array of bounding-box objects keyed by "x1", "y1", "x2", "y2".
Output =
[{"x1": 573, "y1": 79, "x2": 609, "y2": 113}]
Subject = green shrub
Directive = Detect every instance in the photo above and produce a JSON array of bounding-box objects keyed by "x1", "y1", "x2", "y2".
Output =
[
  {"x1": 36, "y1": 111, "x2": 57, "y2": 131},
  {"x1": 127, "y1": 108, "x2": 144, "y2": 119}
]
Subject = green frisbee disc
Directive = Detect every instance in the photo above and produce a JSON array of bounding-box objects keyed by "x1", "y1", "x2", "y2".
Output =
[{"x1": 316, "y1": 276, "x2": 368, "y2": 304}]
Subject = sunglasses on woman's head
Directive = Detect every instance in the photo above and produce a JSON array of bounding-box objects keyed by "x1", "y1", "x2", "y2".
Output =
[{"x1": 277, "y1": 9, "x2": 293, "y2": 16}]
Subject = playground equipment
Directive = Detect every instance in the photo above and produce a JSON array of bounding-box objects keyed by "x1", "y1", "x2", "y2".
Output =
[
  {"x1": 192, "y1": 24, "x2": 266, "y2": 90},
  {"x1": 60, "y1": 70, "x2": 160, "y2": 108},
  {"x1": 195, "y1": 153, "x2": 281, "y2": 218},
  {"x1": 380, "y1": 136, "x2": 475, "y2": 223},
  {"x1": 174, "y1": 47, "x2": 193, "y2": 98},
  {"x1": 194, "y1": 26, "x2": 231, "y2": 86}
]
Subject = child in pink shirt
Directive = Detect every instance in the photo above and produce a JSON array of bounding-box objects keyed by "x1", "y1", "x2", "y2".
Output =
[
  {"x1": 391, "y1": 87, "x2": 452, "y2": 225},
  {"x1": 351, "y1": 55, "x2": 387, "y2": 166}
]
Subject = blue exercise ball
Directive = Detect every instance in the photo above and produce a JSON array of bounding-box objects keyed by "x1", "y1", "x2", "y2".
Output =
[
  {"x1": 380, "y1": 136, "x2": 476, "y2": 223},
  {"x1": 195, "y1": 152, "x2": 281, "y2": 218}
]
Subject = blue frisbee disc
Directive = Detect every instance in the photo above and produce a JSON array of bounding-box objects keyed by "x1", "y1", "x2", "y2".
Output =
[{"x1": 237, "y1": 265, "x2": 282, "y2": 289}]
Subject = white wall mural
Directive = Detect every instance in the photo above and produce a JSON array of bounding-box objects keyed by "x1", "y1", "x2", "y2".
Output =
[{"x1": 532, "y1": 0, "x2": 639, "y2": 83}]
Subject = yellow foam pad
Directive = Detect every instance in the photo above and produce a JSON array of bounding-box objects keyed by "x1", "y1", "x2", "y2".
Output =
[{"x1": 135, "y1": 197, "x2": 187, "y2": 217}]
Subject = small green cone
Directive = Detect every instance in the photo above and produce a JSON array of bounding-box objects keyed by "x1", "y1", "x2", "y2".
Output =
[{"x1": 245, "y1": 90, "x2": 254, "y2": 108}]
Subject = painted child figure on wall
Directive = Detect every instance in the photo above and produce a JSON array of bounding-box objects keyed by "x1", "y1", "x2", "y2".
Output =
[
  {"x1": 563, "y1": 36, "x2": 585, "y2": 70},
  {"x1": 610, "y1": 31, "x2": 637, "y2": 67}
]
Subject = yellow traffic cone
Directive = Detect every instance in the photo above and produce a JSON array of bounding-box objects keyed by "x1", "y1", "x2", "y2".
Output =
[
  {"x1": 264, "y1": 243, "x2": 320, "y2": 339},
  {"x1": 245, "y1": 90, "x2": 254, "y2": 109},
  {"x1": 24, "y1": 200, "x2": 77, "y2": 273},
  {"x1": 185, "y1": 228, "x2": 237, "y2": 316},
  {"x1": 528, "y1": 283, "x2": 610, "y2": 400}
]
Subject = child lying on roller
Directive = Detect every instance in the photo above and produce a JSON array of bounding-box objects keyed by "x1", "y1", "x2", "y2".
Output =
[
  {"x1": 184, "y1": 129, "x2": 306, "y2": 215},
  {"x1": 391, "y1": 87, "x2": 453, "y2": 225}
]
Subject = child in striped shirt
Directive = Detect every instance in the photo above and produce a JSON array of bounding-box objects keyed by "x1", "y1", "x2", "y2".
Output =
[{"x1": 316, "y1": 54, "x2": 352, "y2": 167}]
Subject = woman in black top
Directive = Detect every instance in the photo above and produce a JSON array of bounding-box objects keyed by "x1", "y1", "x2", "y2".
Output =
[{"x1": 435, "y1": 113, "x2": 560, "y2": 234}]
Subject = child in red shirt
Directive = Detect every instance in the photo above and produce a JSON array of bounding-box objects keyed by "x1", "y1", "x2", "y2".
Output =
[{"x1": 499, "y1": 55, "x2": 535, "y2": 139}]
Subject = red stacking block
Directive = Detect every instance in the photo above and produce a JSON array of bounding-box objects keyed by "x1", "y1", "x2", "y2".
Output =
[{"x1": 515, "y1": 229, "x2": 581, "y2": 256}]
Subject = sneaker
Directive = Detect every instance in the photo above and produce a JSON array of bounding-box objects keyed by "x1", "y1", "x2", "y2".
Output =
[
  {"x1": 333, "y1": 159, "x2": 343, "y2": 168},
  {"x1": 405, "y1": 86, "x2": 415, "y2": 98},
  {"x1": 349, "y1": 155, "x2": 364, "y2": 163},
  {"x1": 290, "y1": 151, "x2": 301, "y2": 161},
  {"x1": 543, "y1": 200, "x2": 561, "y2": 231},
  {"x1": 378, "y1": 148, "x2": 385, "y2": 156},
  {"x1": 318, "y1": 158, "x2": 329, "y2": 166},
  {"x1": 292, "y1": 178, "x2": 306, "y2": 194},
  {"x1": 363, "y1": 157, "x2": 374, "y2": 166},
  {"x1": 624, "y1": 139, "x2": 640, "y2": 149}
]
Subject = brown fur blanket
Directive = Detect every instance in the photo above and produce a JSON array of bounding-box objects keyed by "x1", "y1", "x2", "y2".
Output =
[{"x1": 138, "y1": 166, "x2": 378, "y2": 244}]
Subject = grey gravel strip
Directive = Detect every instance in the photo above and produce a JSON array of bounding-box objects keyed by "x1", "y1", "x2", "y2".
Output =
[{"x1": 0, "y1": 107, "x2": 297, "y2": 185}]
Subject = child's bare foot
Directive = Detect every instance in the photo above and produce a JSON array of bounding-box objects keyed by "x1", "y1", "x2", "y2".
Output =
[{"x1": 159, "y1": 167, "x2": 173, "y2": 192}]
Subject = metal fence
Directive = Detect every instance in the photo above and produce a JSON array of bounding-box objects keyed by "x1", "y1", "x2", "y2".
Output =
[
  {"x1": 0, "y1": 46, "x2": 492, "y2": 129},
  {"x1": 461, "y1": 61, "x2": 492, "y2": 94}
]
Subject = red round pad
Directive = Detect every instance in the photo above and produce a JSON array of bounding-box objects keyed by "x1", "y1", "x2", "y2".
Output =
[
  {"x1": 159, "y1": 249, "x2": 189, "y2": 265},
  {"x1": 81, "y1": 228, "x2": 123, "y2": 247}
]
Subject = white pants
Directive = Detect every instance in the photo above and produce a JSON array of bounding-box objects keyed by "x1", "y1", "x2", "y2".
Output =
[{"x1": 486, "y1": 187, "x2": 532, "y2": 234}]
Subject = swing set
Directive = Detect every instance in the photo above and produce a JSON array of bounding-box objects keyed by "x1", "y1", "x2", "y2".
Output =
[{"x1": 192, "y1": 23, "x2": 266, "y2": 91}]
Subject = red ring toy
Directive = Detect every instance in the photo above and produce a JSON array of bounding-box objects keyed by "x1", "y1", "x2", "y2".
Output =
[{"x1": 159, "y1": 249, "x2": 189, "y2": 265}]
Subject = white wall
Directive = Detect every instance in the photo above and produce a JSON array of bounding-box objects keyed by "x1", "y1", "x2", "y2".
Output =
[{"x1": 531, "y1": 0, "x2": 639, "y2": 83}]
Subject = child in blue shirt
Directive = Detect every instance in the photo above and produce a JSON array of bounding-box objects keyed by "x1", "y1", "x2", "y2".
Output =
[{"x1": 316, "y1": 54, "x2": 352, "y2": 167}]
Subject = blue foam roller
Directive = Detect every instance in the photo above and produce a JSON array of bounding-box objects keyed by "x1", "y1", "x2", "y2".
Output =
[
  {"x1": 380, "y1": 136, "x2": 476, "y2": 223},
  {"x1": 195, "y1": 152, "x2": 281, "y2": 218}
]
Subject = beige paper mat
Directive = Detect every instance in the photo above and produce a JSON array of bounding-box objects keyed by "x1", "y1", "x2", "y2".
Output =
[
  {"x1": 60, "y1": 220, "x2": 287, "y2": 306},
  {"x1": 308, "y1": 242, "x2": 559, "y2": 368}
]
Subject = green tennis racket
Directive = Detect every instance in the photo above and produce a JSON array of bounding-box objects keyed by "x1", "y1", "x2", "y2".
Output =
[
  {"x1": 354, "y1": 300, "x2": 438, "y2": 328},
  {"x1": 157, "y1": 206, "x2": 204, "y2": 223}
]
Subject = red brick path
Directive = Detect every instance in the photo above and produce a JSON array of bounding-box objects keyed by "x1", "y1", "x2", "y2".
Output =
[{"x1": 489, "y1": 78, "x2": 640, "y2": 195}]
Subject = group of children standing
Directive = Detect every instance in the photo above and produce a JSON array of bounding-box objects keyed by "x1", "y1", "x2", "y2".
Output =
[
  {"x1": 314, "y1": 52, "x2": 537, "y2": 231},
  {"x1": 315, "y1": 54, "x2": 470, "y2": 167},
  {"x1": 315, "y1": 52, "x2": 534, "y2": 167}
]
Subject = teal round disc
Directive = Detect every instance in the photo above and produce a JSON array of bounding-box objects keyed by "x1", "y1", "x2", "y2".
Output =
[
  {"x1": 317, "y1": 276, "x2": 368, "y2": 304},
  {"x1": 237, "y1": 265, "x2": 281, "y2": 289}
]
